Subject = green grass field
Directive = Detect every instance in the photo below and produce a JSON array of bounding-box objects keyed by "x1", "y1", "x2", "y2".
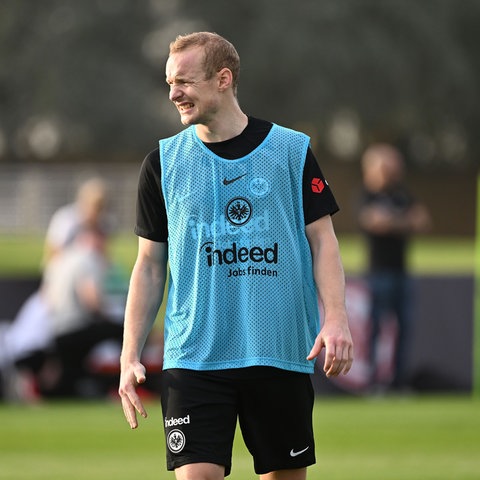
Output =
[
  {"x1": 0, "y1": 396, "x2": 479, "y2": 480},
  {"x1": 1, "y1": 233, "x2": 478, "y2": 478}
]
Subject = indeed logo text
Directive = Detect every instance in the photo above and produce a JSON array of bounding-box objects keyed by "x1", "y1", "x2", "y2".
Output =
[
  {"x1": 201, "y1": 242, "x2": 278, "y2": 267},
  {"x1": 164, "y1": 415, "x2": 190, "y2": 428},
  {"x1": 188, "y1": 210, "x2": 270, "y2": 240}
]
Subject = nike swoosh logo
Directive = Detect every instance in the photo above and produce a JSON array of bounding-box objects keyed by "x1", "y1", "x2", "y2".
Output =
[
  {"x1": 223, "y1": 173, "x2": 247, "y2": 186},
  {"x1": 290, "y1": 446, "x2": 309, "y2": 457}
]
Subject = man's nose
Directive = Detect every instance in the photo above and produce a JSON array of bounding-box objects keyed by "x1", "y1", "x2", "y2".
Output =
[{"x1": 169, "y1": 84, "x2": 182, "y2": 102}]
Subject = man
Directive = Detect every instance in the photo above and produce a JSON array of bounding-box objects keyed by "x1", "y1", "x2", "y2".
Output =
[
  {"x1": 44, "y1": 226, "x2": 124, "y2": 396},
  {"x1": 1, "y1": 178, "x2": 114, "y2": 402},
  {"x1": 43, "y1": 177, "x2": 111, "y2": 264},
  {"x1": 119, "y1": 32, "x2": 353, "y2": 480},
  {"x1": 358, "y1": 143, "x2": 431, "y2": 391}
]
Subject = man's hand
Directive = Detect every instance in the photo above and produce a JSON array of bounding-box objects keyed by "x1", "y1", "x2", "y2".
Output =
[
  {"x1": 307, "y1": 318, "x2": 353, "y2": 377},
  {"x1": 118, "y1": 361, "x2": 148, "y2": 429}
]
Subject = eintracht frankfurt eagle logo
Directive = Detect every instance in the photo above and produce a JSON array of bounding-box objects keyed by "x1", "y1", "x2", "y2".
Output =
[
  {"x1": 226, "y1": 197, "x2": 252, "y2": 226},
  {"x1": 167, "y1": 429, "x2": 186, "y2": 453}
]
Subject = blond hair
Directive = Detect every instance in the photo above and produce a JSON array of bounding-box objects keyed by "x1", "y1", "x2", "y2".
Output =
[{"x1": 169, "y1": 32, "x2": 240, "y2": 96}]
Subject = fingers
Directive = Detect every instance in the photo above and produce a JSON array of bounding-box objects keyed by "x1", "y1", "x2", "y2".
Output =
[
  {"x1": 135, "y1": 367, "x2": 146, "y2": 385},
  {"x1": 306, "y1": 339, "x2": 323, "y2": 361},
  {"x1": 323, "y1": 341, "x2": 353, "y2": 377},
  {"x1": 121, "y1": 395, "x2": 140, "y2": 429},
  {"x1": 306, "y1": 331, "x2": 354, "y2": 377},
  {"x1": 119, "y1": 364, "x2": 148, "y2": 429},
  {"x1": 120, "y1": 387, "x2": 148, "y2": 429}
]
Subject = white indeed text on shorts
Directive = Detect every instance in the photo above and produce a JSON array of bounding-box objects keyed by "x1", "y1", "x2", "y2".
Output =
[{"x1": 164, "y1": 415, "x2": 190, "y2": 428}]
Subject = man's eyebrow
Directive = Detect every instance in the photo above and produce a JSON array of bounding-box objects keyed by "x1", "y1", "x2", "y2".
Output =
[{"x1": 166, "y1": 75, "x2": 189, "y2": 85}]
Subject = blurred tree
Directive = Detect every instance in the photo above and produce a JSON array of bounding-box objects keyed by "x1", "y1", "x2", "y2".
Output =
[
  {"x1": 183, "y1": 0, "x2": 480, "y2": 168},
  {"x1": 0, "y1": 0, "x2": 196, "y2": 160},
  {"x1": 0, "y1": 0, "x2": 479, "y2": 169}
]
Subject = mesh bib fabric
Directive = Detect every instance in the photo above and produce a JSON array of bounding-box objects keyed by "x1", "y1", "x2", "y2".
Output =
[{"x1": 160, "y1": 124, "x2": 320, "y2": 373}]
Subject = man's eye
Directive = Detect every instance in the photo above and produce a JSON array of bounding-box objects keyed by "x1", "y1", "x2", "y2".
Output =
[{"x1": 168, "y1": 81, "x2": 191, "y2": 87}]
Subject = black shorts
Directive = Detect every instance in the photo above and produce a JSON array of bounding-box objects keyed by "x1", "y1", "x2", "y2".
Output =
[{"x1": 160, "y1": 367, "x2": 316, "y2": 476}]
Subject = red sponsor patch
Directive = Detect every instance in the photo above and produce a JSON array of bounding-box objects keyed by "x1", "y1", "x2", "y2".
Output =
[{"x1": 311, "y1": 177, "x2": 325, "y2": 193}]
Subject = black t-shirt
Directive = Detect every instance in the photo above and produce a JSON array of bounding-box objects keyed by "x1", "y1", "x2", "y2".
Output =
[
  {"x1": 359, "y1": 186, "x2": 416, "y2": 272},
  {"x1": 135, "y1": 117, "x2": 339, "y2": 242}
]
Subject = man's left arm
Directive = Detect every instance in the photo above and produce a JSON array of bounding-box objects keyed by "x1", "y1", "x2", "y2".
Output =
[{"x1": 305, "y1": 215, "x2": 354, "y2": 377}]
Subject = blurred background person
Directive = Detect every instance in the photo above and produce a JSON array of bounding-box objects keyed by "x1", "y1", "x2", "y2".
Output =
[
  {"x1": 43, "y1": 176, "x2": 113, "y2": 264},
  {"x1": 1, "y1": 177, "x2": 119, "y2": 401},
  {"x1": 42, "y1": 226, "x2": 124, "y2": 397},
  {"x1": 358, "y1": 143, "x2": 431, "y2": 393}
]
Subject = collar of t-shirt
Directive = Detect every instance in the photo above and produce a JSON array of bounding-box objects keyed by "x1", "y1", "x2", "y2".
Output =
[{"x1": 202, "y1": 116, "x2": 273, "y2": 160}]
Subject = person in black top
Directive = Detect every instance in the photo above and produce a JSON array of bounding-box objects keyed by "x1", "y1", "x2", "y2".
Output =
[
  {"x1": 358, "y1": 143, "x2": 431, "y2": 391},
  {"x1": 135, "y1": 117, "x2": 338, "y2": 242},
  {"x1": 119, "y1": 31, "x2": 353, "y2": 480}
]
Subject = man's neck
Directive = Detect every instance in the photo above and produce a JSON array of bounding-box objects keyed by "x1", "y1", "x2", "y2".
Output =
[{"x1": 195, "y1": 107, "x2": 248, "y2": 143}]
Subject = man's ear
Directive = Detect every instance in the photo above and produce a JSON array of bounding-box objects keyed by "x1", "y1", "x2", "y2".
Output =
[{"x1": 217, "y1": 67, "x2": 233, "y2": 92}]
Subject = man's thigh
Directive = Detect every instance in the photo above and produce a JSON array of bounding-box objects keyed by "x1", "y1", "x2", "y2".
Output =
[
  {"x1": 161, "y1": 369, "x2": 238, "y2": 475},
  {"x1": 237, "y1": 368, "x2": 316, "y2": 475}
]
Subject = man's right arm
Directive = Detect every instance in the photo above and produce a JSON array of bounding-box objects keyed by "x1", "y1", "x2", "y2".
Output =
[{"x1": 119, "y1": 237, "x2": 168, "y2": 428}]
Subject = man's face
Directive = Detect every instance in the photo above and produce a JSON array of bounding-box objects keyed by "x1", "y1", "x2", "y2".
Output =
[{"x1": 166, "y1": 46, "x2": 219, "y2": 126}]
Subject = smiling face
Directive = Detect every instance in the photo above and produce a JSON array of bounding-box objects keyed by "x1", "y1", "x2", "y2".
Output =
[{"x1": 166, "y1": 46, "x2": 221, "y2": 127}]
